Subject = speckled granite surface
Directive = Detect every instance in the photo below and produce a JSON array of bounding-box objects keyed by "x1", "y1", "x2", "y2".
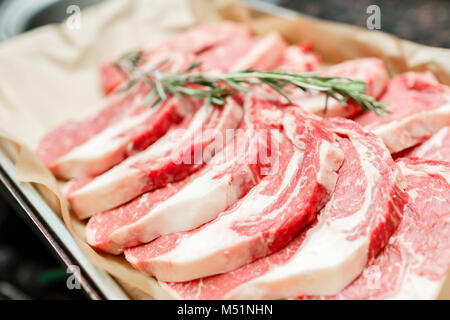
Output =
[
  {"x1": 0, "y1": 0, "x2": 448, "y2": 47},
  {"x1": 279, "y1": 0, "x2": 449, "y2": 48}
]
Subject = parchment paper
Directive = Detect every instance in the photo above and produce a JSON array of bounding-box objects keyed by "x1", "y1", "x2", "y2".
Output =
[{"x1": 0, "y1": 0, "x2": 448, "y2": 300}]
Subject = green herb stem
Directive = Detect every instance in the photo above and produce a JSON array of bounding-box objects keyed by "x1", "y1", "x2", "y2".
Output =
[{"x1": 118, "y1": 60, "x2": 389, "y2": 117}]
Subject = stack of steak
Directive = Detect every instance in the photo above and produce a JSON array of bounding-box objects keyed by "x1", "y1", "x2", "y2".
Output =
[{"x1": 36, "y1": 23, "x2": 450, "y2": 300}]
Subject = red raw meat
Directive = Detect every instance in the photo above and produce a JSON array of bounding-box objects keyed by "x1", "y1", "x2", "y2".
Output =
[
  {"x1": 355, "y1": 72, "x2": 450, "y2": 153},
  {"x1": 276, "y1": 43, "x2": 321, "y2": 72},
  {"x1": 197, "y1": 32, "x2": 287, "y2": 72},
  {"x1": 125, "y1": 107, "x2": 344, "y2": 282},
  {"x1": 37, "y1": 52, "x2": 196, "y2": 179},
  {"x1": 406, "y1": 126, "x2": 450, "y2": 162},
  {"x1": 303, "y1": 158, "x2": 450, "y2": 300},
  {"x1": 99, "y1": 22, "x2": 252, "y2": 93},
  {"x1": 158, "y1": 117, "x2": 406, "y2": 299},
  {"x1": 289, "y1": 58, "x2": 389, "y2": 118},
  {"x1": 66, "y1": 99, "x2": 243, "y2": 219},
  {"x1": 86, "y1": 97, "x2": 283, "y2": 254}
]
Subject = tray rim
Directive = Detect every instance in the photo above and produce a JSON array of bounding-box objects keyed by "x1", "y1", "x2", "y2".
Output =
[{"x1": 0, "y1": 145, "x2": 129, "y2": 300}]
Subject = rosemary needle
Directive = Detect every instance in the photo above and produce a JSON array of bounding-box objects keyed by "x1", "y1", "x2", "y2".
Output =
[{"x1": 118, "y1": 59, "x2": 389, "y2": 117}]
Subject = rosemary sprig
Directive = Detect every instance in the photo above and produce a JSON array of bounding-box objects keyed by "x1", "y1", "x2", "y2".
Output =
[
  {"x1": 123, "y1": 61, "x2": 390, "y2": 117},
  {"x1": 113, "y1": 49, "x2": 146, "y2": 74}
]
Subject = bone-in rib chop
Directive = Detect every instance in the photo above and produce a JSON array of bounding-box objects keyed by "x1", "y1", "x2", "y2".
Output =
[
  {"x1": 37, "y1": 52, "x2": 196, "y2": 179},
  {"x1": 67, "y1": 99, "x2": 243, "y2": 219},
  {"x1": 124, "y1": 107, "x2": 344, "y2": 282},
  {"x1": 303, "y1": 158, "x2": 450, "y2": 300},
  {"x1": 99, "y1": 22, "x2": 252, "y2": 94},
  {"x1": 289, "y1": 58, "x2": 389, "y2": 118},
  {"x1": 86, "y1": 97, "x2": 281, "y2": 253},
  {"x1": 158, "y1": 116, "x2": 406, "y2": 299},
  {"x1": 355, "y1": 72, "x2": 450, "y2": 153},
  {"x1": 407, "y1": 126, "x2": 450, "y2": 162}
]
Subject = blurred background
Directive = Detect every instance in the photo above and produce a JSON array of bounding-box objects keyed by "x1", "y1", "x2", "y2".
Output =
[
  {"x1": 0, "y1": 0, "x2": 448, "y2": 300},
  {"x1": 0, "y1": 0, "x2": 448, "y2": 47},
  {"x1": 276, "y1": 0, "x2": 449, "y2": 48}
]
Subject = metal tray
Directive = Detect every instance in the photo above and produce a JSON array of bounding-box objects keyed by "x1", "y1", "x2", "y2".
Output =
[
  {"x1": 0, "y1": 146, "x2": 129, "y2": 299},
  {"x1": 0, "y1": 0, "x2": 297, "y2": 300}
]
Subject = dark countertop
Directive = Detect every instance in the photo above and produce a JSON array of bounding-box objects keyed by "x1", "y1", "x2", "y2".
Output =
[
  {"x1": 0, "y1": 191, "x2": 87, "y2": 299},
  {"x1": 0, "y1": 0, "x2": 448, "y2": 47},
  {"x1": 280, "y1": 0, "x2": 449, "y2": 48}
]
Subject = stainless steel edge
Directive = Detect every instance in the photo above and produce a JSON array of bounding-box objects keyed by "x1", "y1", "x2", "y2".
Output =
[
  {"x1": 243, "y1": 0, "x2": 300, "y2": 18},
  {"x1": 0, "y1": 147, "x2": 129, "y2": 300}
]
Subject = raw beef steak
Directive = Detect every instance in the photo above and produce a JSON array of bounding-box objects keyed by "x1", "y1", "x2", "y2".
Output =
[
  {"x1": 124, "y1": 107, "x2": 344, "y2": 282},
  {"x1": 197, "y1": 33, "x2": 287, "y2": 72},
  {"x1": 99, "y1": 22, "x2": 252, "y2": 93},
  {"x1": 161, "y1": 23, "x2": 252, "y2": 55},
  {"x1": 37, "y1": 52, "x2": 196, "y2": 179},
  {"x1": 407, "y1": 126, "x2": 450, "y2": 162},
  {"x1": 86, "y1": 170, "x2": 200, "y2": 254},
  {"x1": 303, "y1": 158, "x2": 450, "y2": 300},
  {"x1": 355, "y1": 72, "x2": 450, "y2": 153},
  {"x1": 67, "y1": 99, "x2": 243, "y2": 219},
  {"x1": 289, "y1": 58, "x2": 388, "y2": 118},
  {"x1": 86, "y1": 97, "x2": 282, "y2": 253},
  {"x1": 37, "y1": 81, "x2": 158, "y2": 178},
  {"x1": 158, "y1": 117, "x2": 406, "y2": 299},
  {"x1": 276, "y1": 43, "x2": 321, "y2": 73}
]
